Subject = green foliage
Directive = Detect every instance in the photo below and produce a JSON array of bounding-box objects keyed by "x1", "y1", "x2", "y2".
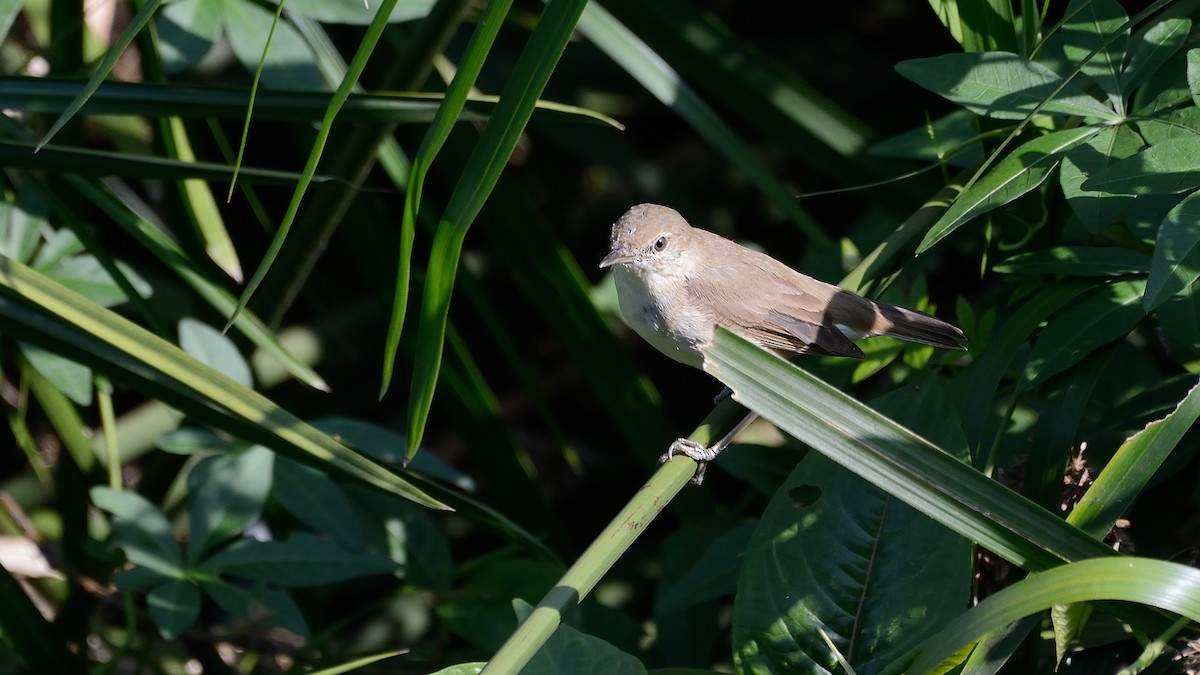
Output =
[{"x1": 3, "y1": 0, "x2": 1200, "y2": 673}]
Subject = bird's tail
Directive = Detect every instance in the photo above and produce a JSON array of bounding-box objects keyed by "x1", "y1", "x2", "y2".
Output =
[{"x1": 876, "y1": 302, "x2": 967, "y2": 351}]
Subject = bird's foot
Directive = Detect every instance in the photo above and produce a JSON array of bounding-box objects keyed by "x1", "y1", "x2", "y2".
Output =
[{"x1": 660, "y1": 438, "x2": 723, "y2": 485}]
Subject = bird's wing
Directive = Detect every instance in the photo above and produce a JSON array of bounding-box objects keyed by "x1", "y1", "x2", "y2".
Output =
[{"x1": 684, "y1": 244, "x2": 866, "y2": 359}]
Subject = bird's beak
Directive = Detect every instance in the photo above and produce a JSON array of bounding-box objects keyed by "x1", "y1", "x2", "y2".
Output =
[{"x1": 599, "y1": 247, "x2": 635, "y2": 269}]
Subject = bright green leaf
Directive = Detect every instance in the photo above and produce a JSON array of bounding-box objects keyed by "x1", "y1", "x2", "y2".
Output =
[
  {"x1": 1083, "y1": 136, "x2": 1200, "y2": 195},
  {"x1": 920, "y1": 126, "x2": 1102, "y2": 252},
  {"x1": 178, "y1": 318, "x2": 253, "y2": 388},
  {"x1": 1121, "y1": 17, "x2": 1190, "y2": 92},
  {"x1": 1060, "y1": 125, "x2": 1144, "y2": 233},
  {"x1": 1058, "y1": 0, "x2": 1128, "y2": 109},
  {"x1": 895, "y1": 52, "x2": 1119, "y2": 122},
  {"x1": 20, "y1": 343, "x2": 92, "y2": 406}
]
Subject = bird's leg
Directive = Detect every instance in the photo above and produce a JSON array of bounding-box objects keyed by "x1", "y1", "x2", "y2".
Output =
[{"x1": 660, "y1": 410, "x2": 760, "y2": 485}]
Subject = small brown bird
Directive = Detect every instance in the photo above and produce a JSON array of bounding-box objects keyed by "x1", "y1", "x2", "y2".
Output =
[{"x1": 600, "y1": 203, "x2": 966, "y2": 482}]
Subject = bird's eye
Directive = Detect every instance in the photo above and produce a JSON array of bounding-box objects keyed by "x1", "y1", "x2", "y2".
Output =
[{"x1": 654, "y1": 236, "x2": 668, "y2": 251}]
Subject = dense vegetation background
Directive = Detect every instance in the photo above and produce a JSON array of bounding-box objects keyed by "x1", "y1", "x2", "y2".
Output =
[{"x1": 3, "y1": 0, "x2": 1200, "y2": 673}]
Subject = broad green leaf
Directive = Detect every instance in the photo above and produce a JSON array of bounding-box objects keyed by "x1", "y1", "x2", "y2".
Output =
[
  {"x1": 1145, "y1": 191, "x2": 1200, "y2": 310},
  {"x1": 147, "y1": 579, "x2": 201, "y2": 639},
  {"x1": 20, "y1": 343, "x2": 92, "y2": 406},
  {"x1": 910, "y1": 558, "x2": 1200, "y2": 674},
  {"x1": 1130, "y1": 107, "x2": 1200, "y2": 146},
  {"x1": 512, "y1": 599, "x2": 646, "y2": 675},
  {"x1": 345, "y1": 485, "x2": 453, "y2": 593},
  {"x1": 699, "y1": 329, "x2": 1117, "y2": 570},
  {"x1": 405, "y1": 0, "x2": 588, "y2": 458},
  {"x1": 273, "y1": 457, "x2": 364, "y2": 549},
  {"x1": 655, "y1": 523, "x2": 753, "y2": 613},
  {"x1": 0, "y1": 257, "x2": 445, "y2": 510},
  {"x1": 178, "y1": 318, "x2": 252, "y2": 388},
  {"x1": 1059, "y1": 125, "x2": 1144, "y2": 233},
  {"x1": 1021, "y1": 280, "x2": 1145, "y2": 390},
  {"x1": 0, "y1": 190, "x2": 47, "y2": 263},
  {"x1": 202, "y1": 579, "x2": 308, "y2": 635},
  {"x1": 1121, "y1": 17, "x2": 1190, "y2": 92},
  {"x1": 91, "y1": 486, "x2": 182, "y2": 569},
  {"x1": 1189, "y1": 49, "x2": 1200, "y2": 107},
  {"x1": 895, "y1": 53, "x2": 1120, "y2": 122},
  {"x1": 277, "y1": 0, "x2": 435, "y2": 24},
  {"x1": 1083, "y1": 136, "x2": 1200, "y2": 194},
  {"x1": 1068, "y1": 377, "x2": 1200, "y2": 539},
  {"x1": 920, "y1": 127, "x2": 1102, "y2": 252},
  {"x1": 220, "y1": 0, "x2": 322, "y2": 90},
  {"x1": 157, "y1": 0, "x2": 223, "y2": 73},
  {"x1": 733, "y1": 452, "x2": 970, "y2": 674},
  {"x1": 40, "y1": 257, "x2": 151, "y2": 308},
  {"x1": 993, "y1": 246, "x2": 1150, "y2": 277},
  {"x1": 187, "y1": 445, "x2": 274, "y2": 562},
  {"x1": 200, "y1": 532, "x2": 395, "y2": 586},
  {"x1": 1058, "y1": 0, "x2": 1128, "y2": 109}
]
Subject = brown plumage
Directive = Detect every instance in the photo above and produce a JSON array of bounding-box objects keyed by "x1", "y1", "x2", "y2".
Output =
[{"x1": 600, "y1": 203, "x2": 965, "y2": 368}]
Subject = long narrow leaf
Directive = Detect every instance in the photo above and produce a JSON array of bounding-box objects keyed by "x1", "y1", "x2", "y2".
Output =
[
  {"x1": 700, "y1": 328, "x2": 1115, "y2": 570},
  {"x1": 910, "y1": 558, "x2": 1200, "y2": 674},
  {"x1": 379, "y1": 0, "x2": 516, "y2": 397},
  {"x1": 405, "y1": 0, "x2": 589, "y2": 459},
  {"x1": 227, "y1": 0, "x2": 401, "y2": 329},
  {"x1": 37, "y1": 0, "x2": 164, "y2": 149},
  {"x1": 0, "y1": 256, "x2": 446, "y2": 510},
  {"x1": 1068, "y1": 377, "x2": 1200, "y2": 539}
]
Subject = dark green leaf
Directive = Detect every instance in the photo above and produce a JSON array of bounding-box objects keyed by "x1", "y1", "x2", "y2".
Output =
[
  {"x1": 1189, "y1": 48, "x2": 1200, "y2": 107},
  {"x1": 91, "y1": 487, "x2": 182, "y2": 570},
  {"x1": 187, "y1": 445, "x2": 274, "y2": 562},
  {"x1": 1121, "y1": 17, "x2": 1191, "y2": 92},
  {"x1": 20, "y1": 343, "x2": 91, "y2": 406},
  {"x1": 993, "y1": 246, "x2": 1150, "y2": 277},
  {"x1": 1145, "y1": 191, "x2": 1200, "y2": 310},
  {"x1": 440, "y1": 559, "x2": 563, "y2": 652},
  {"x1": 345, "y1": 485, "x2": 453, "y2": 593},
  {"x1": 1159, "y1": 282, "x2": 1200, "y2": 363},
  {"x1": 1021, "y1": 280, "x2": 1145, "y2": 390},
  {"x1": 733, "y1": 452, "x2": 970, "y2": 674},
  {"x1": 200, "y1": 532, "x2": 395, "y2": 586},
  {"x1": 178, "y1": 318, "x2": 252, "y2": 388},
  {"x1": 920, "y1": 127, "x2": 1102, "y2": 252},
  {"x1": 513, "y1": 599, "x2": 646, "y2": 675},
  {"x1": 1083, "y1": 136, "x2": 1200, "y2": 194},
  {"x1": 147, "y1": 579, "x2": 201, "y2": 639},
  {"x1": 274, "y1": 0, "x2": 434, "y2": 24},
  {"x1": 202, "y1": 579, "x2": 309, "y2": 635},
  {"x1": 1060, "y1": 125, "x2": 1145, "y2": 232},
  {"x1": 1059, "y1": 0, "x2": 1128, "y2": 108},
  {"x1": 655, "y1": 523, "x2": 753, "y2": 613},
  {"x1": 272, "y1": 457, "x2": 364, "y2": 550},
  {"x1": 895, "y1": 53, "x2": 1119, "y2": 122},
  {"x1": 870, "y1": 109, "x2": 985, "y2": 167}
]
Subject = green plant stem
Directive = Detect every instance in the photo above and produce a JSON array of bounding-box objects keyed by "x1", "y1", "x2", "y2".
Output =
[{"x1": 482, "y1": 396, "x2": 747, "y2": 673}]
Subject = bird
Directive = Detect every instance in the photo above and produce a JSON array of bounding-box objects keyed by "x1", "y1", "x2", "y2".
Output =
[{"x1": 600, "y1": 203, "x2": 966, "y2": 483}]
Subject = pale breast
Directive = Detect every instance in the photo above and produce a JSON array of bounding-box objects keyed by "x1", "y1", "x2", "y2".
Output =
[{"x1": 613, "y1": 266, "x2": 712, "y2": 369}]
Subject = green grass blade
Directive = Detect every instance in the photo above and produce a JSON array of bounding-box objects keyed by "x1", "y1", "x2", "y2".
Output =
[
  {"x1": 379, "y1": 0, "x2": 515, "y2": 398},
  {"x1": 700, "y1": 328, "x2": 1114, "y2": 570},
  {"x1": 1067, "y1": 377, "x2": 1200, "y2": 539},
  {"x1": 37, "y1": 0, "x2": 163, "y2": 149},
  {"x1": 0, "y1": 255, "x2": 447, "y2": 510},
  {"x1": 227, "y1": 0, "x2": 401, "y2": 330},
  {"x1": 404, "y1": 0, "x2": 589, "y2": 459},
  {"x1": 910, "y1": 558, "x2": 1200, "y2": 674}
]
